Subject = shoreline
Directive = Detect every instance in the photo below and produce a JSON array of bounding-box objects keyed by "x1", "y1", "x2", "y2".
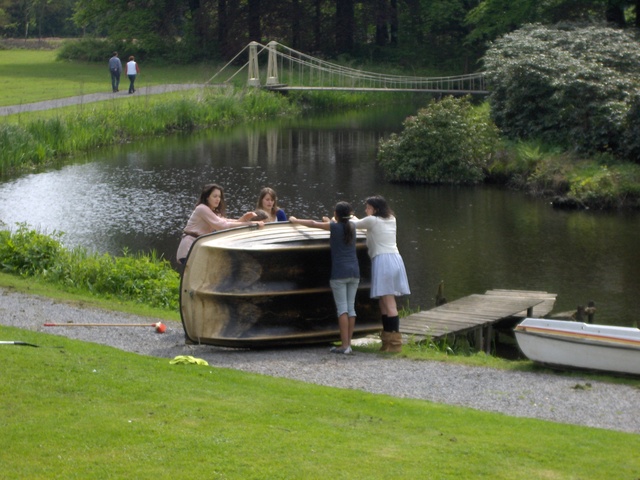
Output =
[{"x1": 1, "y1": 287, "x2": 638, "y2": 434}]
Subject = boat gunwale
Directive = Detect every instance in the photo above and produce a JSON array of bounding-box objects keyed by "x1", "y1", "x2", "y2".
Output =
[
  {"x1": 188, "y1": 222, "x2": 367, "y2": 251},
  {"x1": 192, "y1": 282, "x2": 373, "y2": 297},
  {"x1": 514, "y1": 329, "x2": 640, "y2": 352},
  {"x1": 515, "y1": 318, "x2": 640, "y2": 342}
]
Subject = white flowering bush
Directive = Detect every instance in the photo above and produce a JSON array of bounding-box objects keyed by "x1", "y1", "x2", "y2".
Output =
[{"x1": 483, "y1": 23, "x2": 640, "y2": 160}]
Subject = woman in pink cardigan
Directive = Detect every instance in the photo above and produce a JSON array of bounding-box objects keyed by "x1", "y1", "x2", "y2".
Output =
[{"x1": 177, "y1": 183, "x2": 263, "y2": 264}]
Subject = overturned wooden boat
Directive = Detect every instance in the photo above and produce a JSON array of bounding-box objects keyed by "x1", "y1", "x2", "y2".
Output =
[
  {"x1": 180, "y1": 222, "x2": 381, "y2": 347},
  {"x1": 514, "y1": 318, "x2": 640, "y2": 375}
]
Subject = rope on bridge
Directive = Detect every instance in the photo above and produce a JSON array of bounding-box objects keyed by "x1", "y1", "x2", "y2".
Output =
[{"x1": 208, "y1": 41, "x2": 487, "y2": 94}]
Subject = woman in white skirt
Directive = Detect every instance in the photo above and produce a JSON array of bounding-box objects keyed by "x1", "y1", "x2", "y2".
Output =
[{"x1": 352, "y1": 195, "x2": 410, "y2": 352}]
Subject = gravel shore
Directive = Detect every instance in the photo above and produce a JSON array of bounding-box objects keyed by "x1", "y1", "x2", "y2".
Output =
[{"x1": 1, "y1": 287, "x2": 638, "y2": 434}]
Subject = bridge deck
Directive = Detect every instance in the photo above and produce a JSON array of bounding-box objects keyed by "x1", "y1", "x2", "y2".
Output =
[
  {"x1": 264, "y1": 86, "x2": 489, "y2": 95},
  {"x1": 400, "y1": 290, "x2": 556, "y2": 350}
]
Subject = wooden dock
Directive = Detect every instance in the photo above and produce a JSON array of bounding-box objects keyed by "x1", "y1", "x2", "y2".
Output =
[{"x1": 400, "y1": 290, "x2": 557, "y2": 352}]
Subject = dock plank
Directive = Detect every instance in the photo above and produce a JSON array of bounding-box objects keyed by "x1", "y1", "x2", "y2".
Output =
[
  {"x1": 400, "y1": 291, "x2": 551, "y2": 345},
  {"x1": 484, "y1": 289, "x2": 557, "y2": 317}
]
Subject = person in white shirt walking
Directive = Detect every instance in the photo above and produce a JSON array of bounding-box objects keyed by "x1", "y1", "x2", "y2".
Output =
[{"x1": 126, "y1": 56, "x2": 140, "y2": 94}]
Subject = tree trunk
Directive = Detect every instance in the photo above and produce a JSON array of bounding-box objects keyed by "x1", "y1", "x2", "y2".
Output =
[
  {"x1": 390, "y1": 0, "x2": 398, "y2": 47},
  {"x1": 605, "y1": 3, "x2": 625, "y2": 27},
  {"x1": 313, "y1": 0, "x2": 322, "y2": 51},
  {"x1": 248, "y1": 0, "x2": 261, "y2": 43},
  {"x1": 291, "y1": 0, "x2": 301, "y2": 49},
  {"x1": 335, "y1": 0, "x2": 354, "y2": 53},
  {"x1": 218, "y1": 0, "x2": 228, "y2": 56},
  {"x1": 375, "y1": 0, "x2": 388, "y2": 47}
]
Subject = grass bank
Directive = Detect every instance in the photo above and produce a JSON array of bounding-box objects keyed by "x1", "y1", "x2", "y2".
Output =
[
  {"x1": 0, "y1": 86, "x2": 297, "y2": 175},
  {"x1": 0, "y1": 223, "x2": 180, "y2": 311},
  {"x1": 0, "y1": 48, "x2": 394, "y2": 176},
  {"x1": 487, "y1": 139, "x2": 640, "y2": 210},
  {"x1": 1, "y1": 323, "x2": 638, "y2": 479}
]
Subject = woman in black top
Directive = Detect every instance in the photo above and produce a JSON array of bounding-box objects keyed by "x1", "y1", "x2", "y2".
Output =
[{"x1": 289, "y1": 201, "x2": 359, "y2": 354}]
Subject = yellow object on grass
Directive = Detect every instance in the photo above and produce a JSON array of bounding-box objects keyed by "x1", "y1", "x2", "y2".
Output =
[{"x1": 169, "y1": 355, "x2": 209, "y2": 366}]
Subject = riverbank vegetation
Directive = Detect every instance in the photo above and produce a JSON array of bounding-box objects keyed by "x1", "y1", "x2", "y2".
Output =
[
  {"x1": 0, "y1": 49, "x2": 395, "y2": 176},
  {"x1": 378, "y1": 94, "x2": 640, "y2": 209},
  {"x1": 0, "y1": 223, "x2": 180, "y2": 311},
  {"x1": 0, "y1": 88, "x2": 297, "y2": 175},
  {"x1": 377, "y1": 23, "x2": 640, "y2": 209}
]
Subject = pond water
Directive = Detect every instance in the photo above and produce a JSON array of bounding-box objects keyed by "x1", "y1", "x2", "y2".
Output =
[{"x1": 1, "y1": 103, "x2": 639, "y2": 327}]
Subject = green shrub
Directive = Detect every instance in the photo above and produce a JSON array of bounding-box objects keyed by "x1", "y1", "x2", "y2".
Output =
[
  {"x1": 0, "y1": 224, "x2": 180, "y2": 310},
  {"x1": 567, "y1": 162, "x2": 640, "y2": 209},
  {"x1": 377, "y1": 96, "x2": 500, "y2": 184},
  {"x1": 57, "y1": 38, "x2": 121, "y2": 62},
  {"x1": 0, "y1": 223, "x2": 64, "y2": 275}
]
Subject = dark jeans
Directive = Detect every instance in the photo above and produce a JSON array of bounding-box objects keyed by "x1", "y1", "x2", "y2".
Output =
[
  {"x1": 128, "y1": 74, "x2": 137, "y2": 93},
  {"x1": 110, "y1": 70, "x2": 120, "y2": 92}
]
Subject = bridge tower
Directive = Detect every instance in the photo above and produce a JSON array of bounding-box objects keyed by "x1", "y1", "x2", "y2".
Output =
[
  {"x1": 247, "y1": 42, "x2": 260, "y2": 87},
  {"x1": 247, "y1": 41, "x2": 280, "y2": 87},
  {"x1": 266, "y1": 41, "x2": 279, "y2": 85}
]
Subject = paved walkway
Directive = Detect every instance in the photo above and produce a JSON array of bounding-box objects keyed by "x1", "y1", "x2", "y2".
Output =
[{"x1": 0, "y1": 83, "x2": 207, "y2": 116}]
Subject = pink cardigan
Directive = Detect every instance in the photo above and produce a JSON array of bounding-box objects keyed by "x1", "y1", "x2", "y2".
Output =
[{"x1": 176, "y1": 204, "x2": 234, "y2": 261}]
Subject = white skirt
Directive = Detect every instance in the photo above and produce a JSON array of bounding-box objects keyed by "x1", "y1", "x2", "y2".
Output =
[{"x1": 370, "y1": 253, "x2": 411, "y2": 299}]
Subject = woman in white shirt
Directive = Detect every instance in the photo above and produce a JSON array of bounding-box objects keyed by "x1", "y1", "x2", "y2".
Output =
[
  {"x1": 352, "y1": 195, "x2": 410, "y2": 352},
  {"x1": 126, "y1": 56, "x2": 140, "y2": 94}
]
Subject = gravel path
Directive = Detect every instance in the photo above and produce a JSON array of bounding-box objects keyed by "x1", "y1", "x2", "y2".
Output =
[
  {"x1": 1, "y1": 287, "x2": 638, "y2": 434},
  {"x1": 0, "y1": 84, "x2": 207, "y2": 116}
]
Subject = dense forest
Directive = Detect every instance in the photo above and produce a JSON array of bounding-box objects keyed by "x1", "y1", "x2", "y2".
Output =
[{"x1": 1, "y1": 0, "x2": 639, "y2": 67}]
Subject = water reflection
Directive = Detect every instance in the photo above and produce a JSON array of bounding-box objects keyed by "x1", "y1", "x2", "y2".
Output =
[{"x1": 0, "y1": 105, "x2": 639, "y2": 327}]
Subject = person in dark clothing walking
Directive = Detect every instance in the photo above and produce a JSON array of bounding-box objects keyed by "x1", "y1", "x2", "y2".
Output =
[{"x1": 108, "y1": 52, "x2": 122, "y2": 93}]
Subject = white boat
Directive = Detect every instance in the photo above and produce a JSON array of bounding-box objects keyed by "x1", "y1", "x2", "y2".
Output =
[{"x1": 514, "y1": 318, "x2": 640, "y2": 375}]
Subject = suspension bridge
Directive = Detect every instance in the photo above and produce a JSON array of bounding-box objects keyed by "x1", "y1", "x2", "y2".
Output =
[{"x1": 209, "y1": 41, "x2": 489, "y2": 95}]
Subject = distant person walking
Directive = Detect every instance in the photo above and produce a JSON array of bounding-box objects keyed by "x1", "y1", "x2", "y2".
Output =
[
  {"x1": 108, "y1": 52, "x2": 122, "y2": 93},
  {"x1": 126, "y1": 56, "x2": 140, "y2": 94}
]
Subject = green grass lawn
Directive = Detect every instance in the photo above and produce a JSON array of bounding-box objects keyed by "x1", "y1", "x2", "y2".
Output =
[
  {"x1": 1, "y1": 324, "x2": 638, "y2": 480},
  {"x1": 1, "y1": 47, "x2": 639, "y2": 479},
  {"x1": 0, "y1": 49, "x2": 221, "y2": 107}
]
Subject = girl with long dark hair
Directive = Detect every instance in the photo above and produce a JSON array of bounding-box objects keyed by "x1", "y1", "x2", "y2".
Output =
[
  {"x1": 289, "y1": 201, "x2": 360, "y2": 354},
  {"x1": 352, "y1": 195, "x2": 410, "y2": 352}
]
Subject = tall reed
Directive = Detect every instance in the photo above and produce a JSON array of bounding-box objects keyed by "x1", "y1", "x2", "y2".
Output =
[{"x1": 1, "y1": 88, "x2": 297, "y2": 176}]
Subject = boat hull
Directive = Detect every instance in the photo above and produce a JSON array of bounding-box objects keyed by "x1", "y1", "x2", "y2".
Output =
[
  {"x1": 514, "y1": 318, "x2": 640, "y2": 375},
  {"x1": 180, "y1": 223, "x2": 381, "y2": 347}
]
